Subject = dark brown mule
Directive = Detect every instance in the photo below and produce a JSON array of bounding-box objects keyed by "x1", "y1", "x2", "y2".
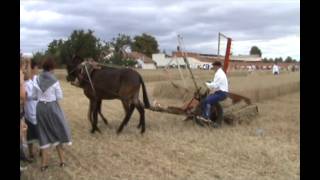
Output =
[{"x1": 66, "y1": 56, "x2": 150, "y2": 134}]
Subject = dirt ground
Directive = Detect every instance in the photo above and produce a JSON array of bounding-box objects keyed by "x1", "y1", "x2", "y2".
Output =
[{"x1": 21, "y1": 71, "x2": 300, "y2": 180}]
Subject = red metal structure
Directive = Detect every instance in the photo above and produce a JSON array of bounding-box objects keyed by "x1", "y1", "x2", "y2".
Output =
[
  {"x1": 218, "y1": 32, "x2": 232, "y2": 74},
  {"x1": 223, "y1": 38, "x2": 232, "y2": 73}
]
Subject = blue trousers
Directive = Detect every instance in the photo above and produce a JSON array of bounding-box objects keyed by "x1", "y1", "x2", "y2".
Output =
[{"x1": 201, "y1": 91, "x2": 228, "y2": 119}]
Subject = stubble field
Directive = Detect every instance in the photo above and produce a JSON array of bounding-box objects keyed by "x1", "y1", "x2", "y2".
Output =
[{"x1": 22, "y1": 69, "x2": 300, "y2": 180}]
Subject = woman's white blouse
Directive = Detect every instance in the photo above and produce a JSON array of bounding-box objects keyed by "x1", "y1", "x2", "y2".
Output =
[{"x1": 32, "y1": 81, "x2": 63, "y2": 102}]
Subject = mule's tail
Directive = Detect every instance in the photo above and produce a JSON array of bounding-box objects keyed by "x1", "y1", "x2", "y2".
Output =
[{"x1": 139, "y1": 75, "x2": 151, "y2": 109}]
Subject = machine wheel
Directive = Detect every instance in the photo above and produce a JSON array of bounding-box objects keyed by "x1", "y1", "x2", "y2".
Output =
[
  {"x1": 210, "y1": 102, "x2": 223, "y2": 127},
  {"x1": 192, "y1": 101, "x2": 224, "y2": 128}
]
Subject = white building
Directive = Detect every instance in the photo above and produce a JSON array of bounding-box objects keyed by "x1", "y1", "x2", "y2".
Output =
[
  {"x1": 152, "y1": 53, "x2": 212, "y2": 69},
  {"x1": 125, "y1": 51, "x2": 156, "y2": 69}
]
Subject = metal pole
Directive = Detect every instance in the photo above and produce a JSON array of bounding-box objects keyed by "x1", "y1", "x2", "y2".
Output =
[
  {"x1": 175, "y1": 49, "x2": 186, "y2": 88},
  {"x1": 178, "y1": 35, "x2": 199, "y2": 91},
  {"x1": 218, "y1": 32, "x2": 221, "y2": 56}
]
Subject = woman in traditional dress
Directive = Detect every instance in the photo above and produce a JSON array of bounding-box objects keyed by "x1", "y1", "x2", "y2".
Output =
[{"x1": 32, "y1": 57, "x2": 72, "y2": 171}]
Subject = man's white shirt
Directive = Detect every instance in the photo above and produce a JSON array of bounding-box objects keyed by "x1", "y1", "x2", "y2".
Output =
[
  {"x1": 24, "y1": 76, "x2": 38, "y2": 124},
  {"x1": 273, "y1": 65, "x2": 279, "y2": 74},
  {"x1": 205, "y1": 68, "x2": 229, "y2": 92}
]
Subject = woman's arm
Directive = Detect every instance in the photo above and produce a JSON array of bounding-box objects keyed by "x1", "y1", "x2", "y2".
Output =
[
  {"x1": 55, "y1": 81, "x2": 63, "y2": 100},
  {"x1": 20, "y1": 70, "x2": 26, "y2": 102}
]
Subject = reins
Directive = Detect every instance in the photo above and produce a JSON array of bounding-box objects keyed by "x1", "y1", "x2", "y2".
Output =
[{"x1": 83, "y1": 63, "x2": 97, "y2": 96}]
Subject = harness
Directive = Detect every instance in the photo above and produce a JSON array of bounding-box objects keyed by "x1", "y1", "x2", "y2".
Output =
[
  {"x1": 75, "y1": 61, "x2": 120, "y2": 98},
  {"x1": 83, "y1": 63, "x2": 96, "y2": 96}
]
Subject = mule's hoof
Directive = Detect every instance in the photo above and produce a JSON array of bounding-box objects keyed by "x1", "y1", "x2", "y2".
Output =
[
  {"x1": 90, "y1": 129, "x2": 95, "y2": 134},
  {"x1": 102, "y1": 120, "x2": 109, "y2": 125},
  {"x1": 137, "y1": 124, "x2": 142, "y2": 129},
  {"x1": 116, "y1": 128, "x2": 122, "y2": 135},
  {"x1": 96, "y1": 128, "x2": 102, "y2": 134},
  {"x1": 141, "y1": 128, "x2": 145, "y2": 134}
]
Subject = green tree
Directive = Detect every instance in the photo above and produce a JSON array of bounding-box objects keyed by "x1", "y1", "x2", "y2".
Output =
[
  {"x1": 279, "y1": 57, "x2": 283, "y2": 62},
  {"x1": 46, "y1": 29, "x2": 103, "y2": 66},
  {"x1": 46, "y1": 39, "x2": 65, "y2": 67},
  {"x1": 104, "y1": 33, "x2": 132, "y2": 65},
  {"x1": 31, "y1": 51, "x2": 46, "y2": 65},
  {"x1": 274, "y1": 57, "x2": 283, "y2": 63},
  {"x1": 68, "y1": 29, "x2": 103, "y2": 59},
  {"x1": 132, "y1": 33, "x2": 159, "y2": 57},
  {"x1": 250, "y1": 46, "x2": 262, "y2": 57},
  {"x1": 108, "y1": 33, "x2": 132, "y2": 53},
  {"x1": 268, "y1": 58, "x2": 274, "y2": 63},
  {"x1": 285, "y1": 56, "x2": 293, "y2": 63}
]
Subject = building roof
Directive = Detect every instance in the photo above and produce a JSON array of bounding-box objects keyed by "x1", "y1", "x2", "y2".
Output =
[
  {"x1": 124, "y1": 51, "x2": 154, "y2": 64},
  {"x1": 172, "y1": 51, "x2": 262, "y2": 62}
]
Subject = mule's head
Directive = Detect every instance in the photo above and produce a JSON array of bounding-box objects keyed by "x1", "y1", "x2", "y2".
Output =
[{"x1": 66, "y1": 55, "x2": 83, "y2": 83}]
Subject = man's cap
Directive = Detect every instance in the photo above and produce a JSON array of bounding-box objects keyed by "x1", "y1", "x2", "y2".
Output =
[{"x1": 212, "y1": 61, "x2": 222, "y2": 66}]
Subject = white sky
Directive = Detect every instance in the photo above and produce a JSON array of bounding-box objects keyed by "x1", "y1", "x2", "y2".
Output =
[{"x1": 20, "y1": 0, "x2": 300, "y2": 60}]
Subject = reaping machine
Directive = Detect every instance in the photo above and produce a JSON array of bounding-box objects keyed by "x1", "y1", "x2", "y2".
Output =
[{"x1": 149, "y1": 33, "x2": 259, "y2": 127}]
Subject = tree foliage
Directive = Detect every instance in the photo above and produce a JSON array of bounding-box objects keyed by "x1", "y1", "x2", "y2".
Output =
[
  {"x1": 45, "y1": 29, "x2": 103, "y2": 66},
  {"x1": 274, "y1": 57, "x2": 283, "y2": 63},
  {"x1": 285, "y1": 56, "x2": 293, "y2": 63},
  {"x1": 108, "y1": 33, "x2": 132, "y2": 53},
  {"x1": 103, "y1": 33, "x2": 133, "y2": 65},
  {"x1": 27, "y1": 30, "x2": 159, "y2": 68},
  {"x1": 131, "y1": 33, "x2": 159, "y2": 57},
  {"x1": 250, "y1": 46, "x2": 262, "y2": 57},
  {"x1": 31, "y1": 51, "x2": 46, "y2": 66}
]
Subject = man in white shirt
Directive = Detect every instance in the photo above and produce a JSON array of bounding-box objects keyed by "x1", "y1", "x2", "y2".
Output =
[
  {"x1": 200, "y1": 61, "x2": 228, "y2": 127},
  {"x1": 24, "y1": 60, "x2": 39, "y2": 159},
  {"x1": 272, "y1": 62, "x2": 280, "y2": 75}
]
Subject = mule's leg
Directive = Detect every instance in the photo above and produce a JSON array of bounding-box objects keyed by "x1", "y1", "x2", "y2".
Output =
[
  {"x1": 116, "y1": 103, "x2": 135, "y2": 134},
  {"x1": 121, "y1": 100, "x2": 130, "y2": 114},
  {"x1": 88, "y1": 100, "x2": 95, "y2": 133},
  {"x1": 91, "y1": 100, "x2": 102, "y2": 134},
  {"x1": 97, "y1": 100, "x2": 109, "y2": 125},
  {"x1": 135, "y1": 100, "x2": 146, "y2": 134}
]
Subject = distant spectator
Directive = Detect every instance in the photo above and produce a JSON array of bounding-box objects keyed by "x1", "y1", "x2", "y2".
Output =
[
  {"x1": 247, "y1": 65, "x2": 253, "y2": 74},
  {"x1": 272, "y1": 62, "x2": 280, "y2": 75}
]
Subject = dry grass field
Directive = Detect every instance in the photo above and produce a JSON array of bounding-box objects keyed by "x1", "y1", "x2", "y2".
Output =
[{"x1": 21, "y1": 69, "x2": 300, "y2": 180}]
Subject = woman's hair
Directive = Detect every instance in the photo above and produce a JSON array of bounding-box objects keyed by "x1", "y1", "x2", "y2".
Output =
[{"x1": 42, "y1": 57, "x2": 55, "y2": 71}]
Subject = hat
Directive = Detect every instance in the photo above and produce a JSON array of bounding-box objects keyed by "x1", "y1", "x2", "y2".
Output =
[{"x1": 212, "y1": 61, "x2": 222, "y2": 66}]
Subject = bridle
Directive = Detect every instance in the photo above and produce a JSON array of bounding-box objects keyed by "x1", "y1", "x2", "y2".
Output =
[{"x1": 68, "y1": 62, "x2": 96, "y2": 96}]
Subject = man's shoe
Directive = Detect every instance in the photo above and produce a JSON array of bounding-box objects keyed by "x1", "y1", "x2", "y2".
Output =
[
  {"x1": 197, "y1": 116, "x2": 211, "y2": 122},
  {"x1": 212, "y1": 122, "x2": 221, "y2": 128},
  {"x1": 20, "y1": 166, "x2": 27, "y2": 171}
]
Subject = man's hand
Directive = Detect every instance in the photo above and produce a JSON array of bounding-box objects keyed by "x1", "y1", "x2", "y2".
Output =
[
  {"x1": 209, "y1": 89, "x2": 216, "y2": 94},
  {"x1": 205, "y1": 82, "x2": 211, "y2": 88}
]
